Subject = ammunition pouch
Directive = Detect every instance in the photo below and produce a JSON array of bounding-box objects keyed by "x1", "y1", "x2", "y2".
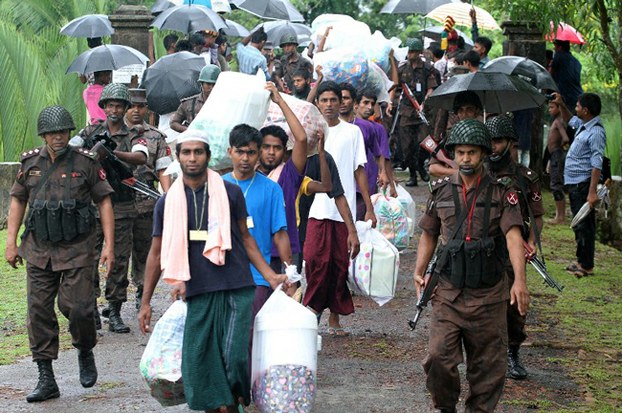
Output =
[
  {"x1": 27, "y1": 199, "x2": 94, "y2": 243},
  {"x1": 444, "y1": 236, "x2": 505, "y2": 289}
]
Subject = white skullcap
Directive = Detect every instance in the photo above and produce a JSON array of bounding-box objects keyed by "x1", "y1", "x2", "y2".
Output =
[{"x1": 176, "y1": 130, "x2": 209, "y2": 145}]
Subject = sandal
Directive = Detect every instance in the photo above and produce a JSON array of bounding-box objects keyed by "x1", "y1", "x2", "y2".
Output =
[
  {"x1": 565, "y1": 263, "x2": 580, "y2": 272},
  {"x1": 573, "y1": 268, "x2": 594, "y2": 278},
  {"x1": 328, "y1": 327, "x2": 350, "y2": 337}
]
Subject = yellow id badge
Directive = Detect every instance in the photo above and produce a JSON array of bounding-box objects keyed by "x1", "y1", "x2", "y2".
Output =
[
  {"x1": 189, "y1": 230, "x2": 209, "y2": 241},
  {"x1": 246, "y1": 216, "x2": 255, "y2": 229}
]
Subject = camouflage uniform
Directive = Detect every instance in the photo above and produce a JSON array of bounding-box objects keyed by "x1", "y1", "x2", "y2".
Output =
[
  {"x1": 397, "y1": 57, "x2": 437, "y2": 183},
  {"x1": 10, "y1": 146, "x2": 113, "y2": 360},
  {"x1": 129, "y1": 122, "x2": 173, "y2": 292},
  {"x1": 78, "y1": 122, "x2": 148, "y2": 305},
  {"x1": 169, "y1": 93, "x2": 206, "y2": 129}
]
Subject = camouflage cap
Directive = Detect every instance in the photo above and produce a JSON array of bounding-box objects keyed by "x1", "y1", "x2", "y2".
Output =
[
  {"x1": 407, "y1": 38, "x2": 424, "y2": 51},
  {"x1": 37, "y1": 105, "x2": 76, "y2": 136},
  {"x1": 485, "y1": 115, "x2": 518, "y2": 141},
  {"x1": 98, "y1": 83, "x2": 131, "y2": 109},
  {"x1": 446, "y1": 119, "x2": 491, "y2": 153}
]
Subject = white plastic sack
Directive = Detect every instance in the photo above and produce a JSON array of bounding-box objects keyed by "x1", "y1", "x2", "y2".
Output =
[
  {"x1": 348, "y1": 220, "x2": 399, "y2": 306},
  {"x1": 264, "y1": 93, "x2": 329, "y2": 155},
  {"x1": 252, "y1": 288, "x2": 318, "y2": 413},
  {"x1": 395, "y1": 183, "x2": 416, "y2": 237},
  {"x1": 311, "y1": 14, "x2": 370, "y2": 51},
  {"x1": 139, "y1": 300, "x2": 187, "y2": 407},
  {"x1": 371, "y1": 192, "x2": 411, "y2": 251},
  {"x1": 185, "y1": 71, "x2": 270, "y2": 170},
  {"x1": 366, "y1": 31, "x2": 394, "y2": 74},
  {"x1": 365, "y1": 62, "x2": 393, "y2": 103}
]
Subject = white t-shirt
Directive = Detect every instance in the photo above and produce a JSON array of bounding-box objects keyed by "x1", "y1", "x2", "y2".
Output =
[{"x1": 309, "y1": 120, "x2": 367, "y2": 222}]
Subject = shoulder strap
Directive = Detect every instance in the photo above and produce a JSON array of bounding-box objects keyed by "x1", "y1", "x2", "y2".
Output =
[
  {"x1": 30, "y1": 155, "x2": 64, "y2": 201},
  {"x1": 191, "y1": 97, "x2": 197, "y2": 119},
  {"x1": 63, "y1": 151, "x2": 76, "y2": 201},
  {"x1": 516, "y1": 172, "x2": 545, "y2": 264},
  {"x1": 481, "y1": 179, "x2": 494, "y2": 236}
]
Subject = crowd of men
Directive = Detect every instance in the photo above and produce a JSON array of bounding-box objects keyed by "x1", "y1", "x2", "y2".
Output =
[{"x1": 3, "y1": 19, "x2": 607, "y2": 413}]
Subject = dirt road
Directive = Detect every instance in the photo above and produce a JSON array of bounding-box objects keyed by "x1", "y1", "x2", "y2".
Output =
[{"x1": 0, "y1": 184, "x2": 582, "y2": 412}]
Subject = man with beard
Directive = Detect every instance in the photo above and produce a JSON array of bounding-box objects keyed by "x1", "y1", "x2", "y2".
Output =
[
  {"x1": 486, "y1": 115, "x2": 544, "y2": 381},
  {"x1": 138, "y1": 133, "x2": 287, "y2": 413},
  {"x1": 305, "y1": 81, "x2": 375, "y2": 336},
  {"x1": 257, "y1": 83, "x2": 331, "y2": 274},
  {"x1": 414, "y1": 119, "x2": 529, "y2": 413},
  {"x1": 124, "y1": 88, "x2": 173, "y2": 308},
  {"x1": 77, "y1": 83, "x2": 149, "y2": 333},
  {"x1": 394, "y1": 38, "x2": 437, "y2": 186},
  {"x1": 274, "y1": 31, "x2": 313, "y2": 93},
  {"x1": 5, "y1": 106, "x2": 114, "y2": 402},
  {"x1": 170, "y1": 64, "x2": 221, "y2": 133}
]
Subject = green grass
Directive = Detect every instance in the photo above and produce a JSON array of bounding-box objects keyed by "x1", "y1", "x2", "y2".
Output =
[{"x1": 0, "y1": 230, "x2": 71, "y2": 365}]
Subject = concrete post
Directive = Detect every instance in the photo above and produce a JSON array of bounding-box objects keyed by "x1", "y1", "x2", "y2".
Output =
[
  {"x1": 501, "y1": 21, "x2": 547, "y2": 177},
  {"x1": 109, "y1": 5, "x2": 153, "y2": 58}
]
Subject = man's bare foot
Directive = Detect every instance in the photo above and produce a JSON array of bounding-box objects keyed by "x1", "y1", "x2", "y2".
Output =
[{"x1": 548, "y1": 217, "x2": 565, "y2": 225}]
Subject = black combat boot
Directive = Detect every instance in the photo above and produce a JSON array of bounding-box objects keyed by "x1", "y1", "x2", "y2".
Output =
[
  {"x1": 507, "y1": 345, "x2": 528, "y2": 380},
  {"x1": 108, "y1": 301, "x2": 130, "y2": 333},
  {"x1": 101, "y1": 305, "x2": 110, "y2": 318},
  {"x1": 78, "y1": 349, "x2": 98, "y2": 388},
  {"x1": 26, "y1": 360, "x2": 60, "y2": 402},
  {"x1": 418, "y1": 166, "x2": 430, "y2": 182},
  {"x1": 439, "y1": 408, "x2": 456, "y2": 413},
  {"x1": 405, "y1": 174, "x2": 418, "y2": 187},
  {"x1": 135, "y1": 286, "x2": 143, "y2": 310}
]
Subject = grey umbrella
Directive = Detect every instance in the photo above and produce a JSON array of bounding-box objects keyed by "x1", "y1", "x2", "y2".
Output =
[
  {"x1": 66, "y1": 44, "x2": 149, "y2": 74},
  {"x1": 151, "y1": 4, "x2": 228, "y2": 34},
  {"x1": 151, "y1": 0, "x2": 177, "y2": 16},
  {"x1": 381, "y1": 0, "x2": 460, "y2": 15},
  {"x1": 231, "y1": 0, "x2": 304, "y2": 22},
  {"x1": 251, "y1": 20, "x2": 312, "y2": 45},
  {"x1": 141, "y1": 51, "x2": 205, "y2": 115},
  {"x1": 222, "y1": 19, "x2": 250, "y2": 37},
  {"x1": 60, "y1": 14, "x2": 114, "y2": 38},
  {"x1": 425, "y1": 72, "x2": 546, "y2": 114},
  {"x1": 482, "y1": 56, "x2": 558, "y2": 92}
]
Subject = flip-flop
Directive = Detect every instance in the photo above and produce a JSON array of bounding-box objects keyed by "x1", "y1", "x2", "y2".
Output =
[{"x1": 328, "y1": 327, "x2": 350, "y2": 337}]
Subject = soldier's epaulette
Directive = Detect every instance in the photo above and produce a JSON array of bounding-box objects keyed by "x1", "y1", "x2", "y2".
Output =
[
  {"x1": 73, "y1": 147, "x2": 98, "y2": 160},
  {"x1": 429, "y1": 176, "x2": 450, "y2": 192},
  {"x1": 20, "y1": 147, "x2": 42, "y2": 161},
  {"x1": 180, "y1": 94, "x2": 199, "y2": 103},
  {"x1": 496, "y1": 176, "x2": 514, "y2": 187},
  {"x1": 522, "y1": 167, "x2": 540, "y2": 183}
]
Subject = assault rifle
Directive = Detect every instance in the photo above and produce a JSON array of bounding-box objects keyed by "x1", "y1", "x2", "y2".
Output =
[
  {"x1": 401, "y1": 82, "x2": 429, "y2": 126},
  {"x1": 420, "y1": 136, "x2": 458, "y2": 169},
  {"x1": 408, "y1": 254, "x2": 439, "y2": 331},
  {"x1": 523, "y1": 241, "x2": 564, "y2": 292}
]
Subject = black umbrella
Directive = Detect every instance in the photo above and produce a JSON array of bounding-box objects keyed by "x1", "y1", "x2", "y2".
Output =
[
  {"x1": 66, "y1": 44, "x2": 149, "y2": 74},
  {"x1": 141, "y1": 51, "x2": 205, "y2": 115},
  {"x1": 151, "y1": 0, "x2": 177, "y2": 16},
  {"x1": 482, "y1": 56, "x2": 558, "y2": 92},
  {"x1": 425, "y1": 71, "x2": 546, "y2": 114},
  {"x1": 231, "y1": 0, "x2": 304, "y2": 22},
  {"x1": 60, "y1": 14, "x2": 114, "y2": 38},
  {"x1": 151, "y1": 4, "x2": 227, "y2": 34},
  {"x1": 251, "y1": 20, "x2": 312, "y2": 45}
]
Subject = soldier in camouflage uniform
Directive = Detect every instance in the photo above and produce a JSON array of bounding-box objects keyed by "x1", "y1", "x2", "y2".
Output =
[
  {"x1": 124, "y1": 88, "x2": 173, "y2": 308},
  {"x1": 485, "y1": 115, "x2": 544, "y2": 380},
  {"x1": 5, "y1": 106, "x2": 114, "y2": 402},
  {"x1": 169, "y1": 64, "x2": 221, "y2": 133},
  {"x1": 76, "y1": 83, "x2": 149, "y2": 333},
  {"x1": 396, "y1": 38, "x2": 438, "y2": 187},
  {"x1": 414, "y1": 119, "x2": 530, "y2": 413}
]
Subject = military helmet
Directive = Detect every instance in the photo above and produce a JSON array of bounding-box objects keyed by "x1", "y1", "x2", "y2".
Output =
[
  {"x1": 37, "y1": 105, "x2": 76, "y2": 136},
  {"x1": 407, "y1": 38, "x2": 424, "y2": 51},
  {"x1": 98, "y1": 83, "x2": 131, "y2": 109},
  {"x1": 279, "y1": 31, "x2": 298, "y2": 47},
  {"x1": 198, "y1": 64, "x2": 221, "y2": 84},
  {"x1": 446, "y1": 119, "x2": 492, "y2": 153},
  {"x1": 485, "y1": 115, "x2": 518, "y2": 141}
]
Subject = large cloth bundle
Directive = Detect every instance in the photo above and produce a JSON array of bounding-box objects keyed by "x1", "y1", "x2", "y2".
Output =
[
  {"x1": 182, "y1": 71, "x2": 270, "y2": 170},
  {"x1": 314, "y1": 48, "x2": 369, "y2": 89},
  {"x1": 139, "y1": 300, "x2": 187, "y2": 407},
  {"x1": 371, "y1": 192, "x2": 410, "y2": 251},
  {"x1": 252, "y1": 288, "x2": 318, "y2": 413},
  {"x1": 264, "y1": 93, "x2": 329, "y2": 155},
  {"x1": 348, "y1": 220, "x2": 399, "y2": 306}
]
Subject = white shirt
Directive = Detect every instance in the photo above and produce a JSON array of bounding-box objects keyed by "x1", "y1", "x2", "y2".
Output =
[{"x1": 309, "y1": 120, "x2": 367, "y2": 222}]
